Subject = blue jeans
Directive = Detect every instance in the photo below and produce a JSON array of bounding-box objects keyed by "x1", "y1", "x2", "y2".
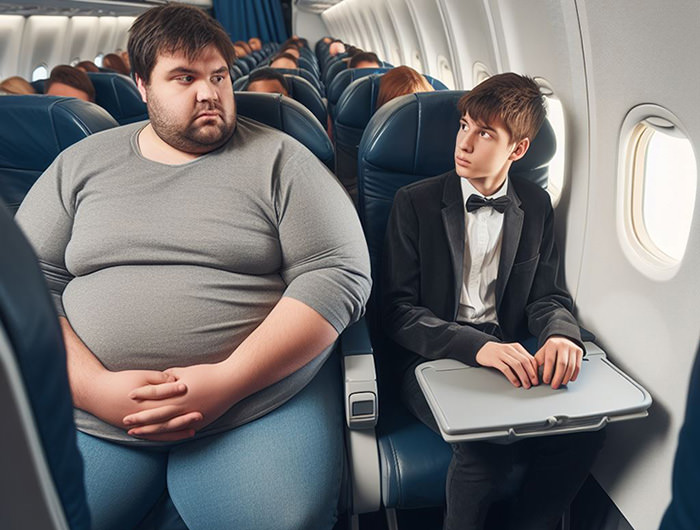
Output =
[{"x1": 77, "y1": 355, "x2": 344, "y2": 530}]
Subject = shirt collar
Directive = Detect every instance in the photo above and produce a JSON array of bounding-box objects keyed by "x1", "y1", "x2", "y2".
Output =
[{"x1": 460, "y1": 177, "x2": 509, "y2": 207}]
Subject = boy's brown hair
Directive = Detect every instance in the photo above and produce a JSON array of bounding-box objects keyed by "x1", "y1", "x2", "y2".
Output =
[
  {"x1": 457, "y1": 73, "x2": 546, "y2": 143},
  {"x1": 127, "y1": 3, "x2": 236, "y2": 85}
]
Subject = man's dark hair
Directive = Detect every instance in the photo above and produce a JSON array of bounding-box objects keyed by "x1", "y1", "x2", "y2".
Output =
[
  {"x1": 127, "y1": 3, "x2": 236, "y2": 84},
  {"x1": 349, "y1": 51, "x2": 381, "y2": 69},
  {"x1": 246, "y1": 68, "x2": 289, "y2": 94},
  {"x1": 270, "y1": 52, "x2": 299, "y2": 67},
  {"x1": 46, "y1": 65, "x2": 95, "y2": 102},
  {"x1": 457, "y1": 72, "x2": 546, "y2": 142}
]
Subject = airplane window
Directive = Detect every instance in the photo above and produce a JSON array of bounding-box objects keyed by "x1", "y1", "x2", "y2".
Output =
[
  {"x1": 534, "y1": 78, "x2": 566, "y2": 205},
  {"x1": 472, "y1": 62, "x2": 491, "y2": 87},
  {"x1": 632, "y1": 119, "x2": 696, "y2": 262},
  {"x1": 412, "y1": 51, "x2": 423, "y2": 72},
  {"x1": 31, "y1": 65, "x2": 48, "y2": 81},
  {"x1": 545, "y1": 95, "x2": 566, "y2": 205},
  {"x1": 94, "y1": 53, "x2": 104, "y2": 67},
  {"x1": 436, "y1": 55, "x2": 455, "y2": 89}
]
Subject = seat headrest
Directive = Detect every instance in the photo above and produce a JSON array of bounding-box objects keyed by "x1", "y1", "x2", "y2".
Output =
[
  {"x1": 334, "y1": 74, "x2": 384, "y2": 130},
  {"x1": 327, "y1": 67, "x2": 392, "y2": 106},
  {"x1": 87, "y1": 72, "x2": 147, "y2": 125},
  {"x1": 360, "y1": 90, "x2": 556, "y2": 187},
  {"x1": 284, "y1": 75, "x2": 326, "y2": 126},
  {"x1": 0, "y1": 95, "x2": 118, "y2": 212},
  {"x1": 234, "y1": 92, "x2": 334, "y2": 169},
  {"x1": 360, "y1": 90, "x2": 465, "y2": 178}
]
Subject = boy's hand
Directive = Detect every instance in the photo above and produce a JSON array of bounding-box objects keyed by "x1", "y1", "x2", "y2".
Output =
[
  {"x1": 475, "y1": 342, "x2": 539, "y2": 388},
  {"x1": 534, "y1": 336, "x2": 583, "y2": 389}
]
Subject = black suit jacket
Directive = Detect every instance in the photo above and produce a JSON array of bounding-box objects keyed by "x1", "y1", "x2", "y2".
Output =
[{"x1": 382, "y1": 170, "x2": 582, "y2": 375}]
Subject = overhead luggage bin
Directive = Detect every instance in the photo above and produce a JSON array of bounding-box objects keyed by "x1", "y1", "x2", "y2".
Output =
[{"x1": 416, "y1": 342, "x2": 652, "y2": 444}]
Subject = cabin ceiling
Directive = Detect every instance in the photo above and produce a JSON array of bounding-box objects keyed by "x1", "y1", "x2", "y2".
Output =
[
  {"x1": 294, "y1": 0, "x2": 341, "y2": 15},
  {"x1": 0, "y1": 0, "x2": 211, "y2": 16}
]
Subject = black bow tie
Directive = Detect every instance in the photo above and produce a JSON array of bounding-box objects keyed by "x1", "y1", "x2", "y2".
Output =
[{"x1": 466, "y1": 194, "x2": 511, "y2": 213}]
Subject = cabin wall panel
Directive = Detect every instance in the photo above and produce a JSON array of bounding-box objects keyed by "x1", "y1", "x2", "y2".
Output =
[
  {"x1": 483, "y1": 0, "x2": 589, "y2": 301},
  {"x1": 18, "y1": 16, "x2": 69, "y2": 79},
  {"x1": 575, "y1": 1, "x2": 700, "y2": 528},
  {"x1": 63, "y1": 16, "x2": 99, "y2": 64},
  {"x1": 369, "y1": 3, "x2": 402, "y2": 66},
  {"x1": 385, "y1": 0, "x2": 422, "y2": 71},
  {"x1": 114, "y1": 16, "x2": 133, "y2": 52},
  {"x1": 0, "y1": 15, "x2": 24, "y2": 78},
  {"x1": 404, "y1": 0, "x2": 456, "y2": 87},
  {"x1": 94, "y1": 17, "x2": 118, "y2": 60}
]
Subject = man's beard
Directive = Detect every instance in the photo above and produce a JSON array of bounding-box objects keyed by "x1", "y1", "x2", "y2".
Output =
[{"x1": 146, "y1": 92, "x2": 236, "y2": 155}]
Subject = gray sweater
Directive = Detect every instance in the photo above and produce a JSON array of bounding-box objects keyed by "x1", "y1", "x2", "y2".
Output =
[{"x1": 16, "y1": 117, "x2": 371, "y2": 444}]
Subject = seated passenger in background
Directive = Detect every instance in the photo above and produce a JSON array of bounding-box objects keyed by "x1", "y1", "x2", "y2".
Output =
[
  {"x1": 17, "y1": 4, "x2": 370, "y2": 530},
  {"x1": 270, "y1": 52, "x2": 299, "y2": 69},
  {"x1": 0, "y1": 75, "x2": 35, "y2": 95},
  {"x1": 234, "y1": 40, "x2": 252, "y2": 56},
  {"x1": 245, "y1": 68, "x2": 289, "y2": 96},
  {"x1": 75, "y1": 60, "x2": 99, "y2": 73},
  {"x1": 376, "y1": 65, "x2": 434, "y2": 109},
  {"x1": 382, "y1": 73, "x2": 604, "y2": 530},
  {"x1": 348, "y1": 51, "x2": 381, "y2": 69},
  {"x1": 120, "y1": 50, "x2": 131, "y2": 72},
  {"x1": 45, "y1": 65, "x2": 95, "y2": 102},
  {"x1": 102, "y1": 52, "x2": 130, "y2": 75},
  {"x1": 248, "y1": 37, "x2": 262, "y2": 51},
  {"x1": 278, "y1": 44, "x2": 301, "y2": 59},
  {"x1": 329, "y1": 39, "x2": 346, "y2": 56}
]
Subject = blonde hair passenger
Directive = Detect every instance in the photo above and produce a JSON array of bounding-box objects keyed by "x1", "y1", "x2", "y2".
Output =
[
  {"x1": 376, "y1": 66, "x2": 434, "y2": 109},
  {"x1": 0, "y1": 76, "x2": 35, "y2": 95}
]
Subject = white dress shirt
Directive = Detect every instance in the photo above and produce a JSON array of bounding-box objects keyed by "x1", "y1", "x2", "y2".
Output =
[{"x1": 456, "y1": 177, "x2": 508, "y2": 325}]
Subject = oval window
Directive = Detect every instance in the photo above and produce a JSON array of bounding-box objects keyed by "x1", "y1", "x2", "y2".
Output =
[
  {"x1": 632, "y1": 119, "x2": 696, "y2": 262},
  {"x1": 619, "y1": 105, "x2": 697, "y2": 278},
  {"x1": 31, "y1": 65, "x2": 48, "y2": 81}
]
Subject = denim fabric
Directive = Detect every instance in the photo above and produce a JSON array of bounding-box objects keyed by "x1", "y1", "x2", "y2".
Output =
[{"x1": 77, "y1": 354, "x2": 344, "y2": 530}]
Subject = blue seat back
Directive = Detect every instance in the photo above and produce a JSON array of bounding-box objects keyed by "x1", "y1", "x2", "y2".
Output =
[
  {"x1": 323, "y1": 56, "x2": 348, "y2": 86},
  {"x1": 357, "y1": 90, "x2": 556, "y2": 508},
  {"x1": 87, "y1": 72, "x2": 148, "y2": 125},
  {"x1": 327, "y1": 67, "x2": 392, "y2": 118},
  {"x1": 334, "y1": 73, "x2": 447, "y2": 203},
  {"x1": 269, "y1": 67, "x2": 323, "y2": 95},
  {"x1": 0, "y1": 95, "x2": 118, "y2": 213},
  {"x1": 235, "y1": 58, "x2": 250, "y2": 75},
  {"x1": 0, "y1": 203, "x2": 90, "y2": 529},
  {"x1": 297, "y1": 56, "x2": 320, "y2": 77},
  {"x1": 234, "y1": 91, "x2": 334, "y2": 169},
  {"x1": 232, "y1": 74, "x2": 327, "y2": 127}
]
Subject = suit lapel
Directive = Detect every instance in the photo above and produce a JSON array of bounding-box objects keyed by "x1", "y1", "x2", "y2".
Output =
[
  {"x1": 496, "y1": 183, "x2": 523, "y2": 310},
  {"x1": 441, "y1": 172, "x2": 465, "y2": 318}
]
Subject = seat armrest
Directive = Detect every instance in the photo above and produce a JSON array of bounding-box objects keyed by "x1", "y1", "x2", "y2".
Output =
[
  {"x1": 339, "y1": 317, "x2": 381, "y2": 515},
  {"x1": 341, "y1": 318, "x2": 377, "y2": 429}
]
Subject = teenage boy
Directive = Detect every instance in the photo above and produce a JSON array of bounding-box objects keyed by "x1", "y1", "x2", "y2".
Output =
[{"x1": 382, "y1": 73, "x2": 604, "y2": 530}]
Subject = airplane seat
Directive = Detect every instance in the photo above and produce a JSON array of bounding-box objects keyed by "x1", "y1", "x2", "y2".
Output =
[
  {"x1": 240, "y1": 54, "x2": 257, "y2": 71},
  {"x1": 0, "y1": 203, "x2": 90, "y2": 530},
  {"x1": 334, "y1": 72, "x2": 447, "y2": 203},
  {"x1": 234, "y1": 91, "x2": 334, "y2": 169},
  {"x1": 86, "y1": 72, "x2": 148, "y2": 125},
  {"x1": 31, "y1": 79, "x2": 45, "y2": 93},
  {"x1": 327, "y1": 67, "x2": 392, "y2": 120},
  {"x1": 0, "y1": 95, "x2": 118, "y2": 213},
  {"x1": 324, "y1": 59, "x2": 348, "y2": 88},
  {"x1": 234, "y1": 58, "x2": 250, "y2": 75},
  {"x1": 231, "y1": 64, "x2": 244, "y2": 80},
  {"x1": 357, "y1": 90, "x2": 556, "y2": 527},
  {"x1": 297, "y1": 55, "x2": 321, "y2": 77},
  {"x1": 284, "y1": 74, "x2": 327, "y2": 126},
  {"x1": 244, "y1": 66, "x2": 324, "y2": 95},
  {"x1": 233, "y1": 74, "x2": 327, "y2": 127}
]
